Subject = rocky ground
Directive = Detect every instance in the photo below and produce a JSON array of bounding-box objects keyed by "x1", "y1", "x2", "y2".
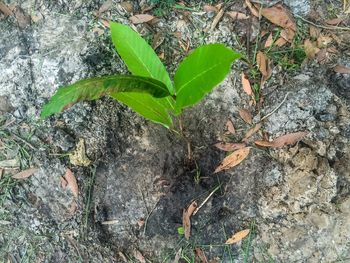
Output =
[{"x1": 0, "y1": 0, "x2": 350, "y2": 262}]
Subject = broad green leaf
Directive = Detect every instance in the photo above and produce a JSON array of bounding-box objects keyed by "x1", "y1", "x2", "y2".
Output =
[
  {"x1": 110, "y1": 22, "x2": 174, "y2": 95},
  {"x1": 41, "y1": 75, "x2": 170, "y2": 118},
  {"x1": 112, "y1": 93, "x2": 173, "y2": 128},
  {"x1": 174, "y1": 44, "x2": 241, "y2": 113}
]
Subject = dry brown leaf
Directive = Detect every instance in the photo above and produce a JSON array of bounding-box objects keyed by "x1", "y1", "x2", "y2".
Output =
[
  {"x1": 214, "y1": 147, "x2": 250, "y2": 173},
  {"x1": 255, "y1": 131, "x2": 308, "y2": 148},
  {"x1": 183, "y1": 201, "x2": 198, "y2": 239},
  {"x1": 64, "y1": 168, "x2": 79, "y2": 198},
  {"x1": 241, "y1": 72, "x2": 253, "y2": 96},
  {"x1": 333, "y1": 65, "x2": 350, "y2": 74},
  {"x1": 203, "y1": 5, "x2": 218, "y2": 13},
  {"x1": 261, "y1": 4, "x2": 296, "y2": 32},
  {"x1": 226, "y1": 11, "x2": 249, "y2": 20},
  {"x1": 214, "y1": 142, "x2": 246, "y2": 152},
  {"x1": 133, "y1": 249, "x2": 146, "y2": 263},
  {"x1": 120, "y1": 2, "x2": 133, "y2": 13},
  {"x1": 275, "y1": 37, "x2": 287, "y2": 47},
  {"x1": 309, "y1": 26, "x2": 321, "y2": 39},
  {"x1": 225, "y1": 229, "x2": 250, "y2": 244},
  {"x1": 129, "y1": 14, "x2": 154, "y2": 24},
  {"x1": 317, "y1": 35, "x2": 333, "y2": 48},
  {"x1": 0, "y1": 1, "x2": 13, "y2": 16},
  {"x1": 264, "y1": 33, "x2": 273, "y2": 48},
  {"x1": 316, "y1": 48, "x2": 328, "y2": 64},
  {"x1": 325, "y1": 17, "x2": 345, "y2": 25},
  {"x1": 280, "y1": 29, "x2": 295, "y2": 42},
  {"x1": 245, "y1": 0, "x2": 259, "y2": 17},
  {"x1": 239, "y1": 108, "x2": 252, "y2": 124},
  {"x1": 97, "y1": 0, "x2": 113, "y2": 15},
  {"x1": 225, "y1": 119, "x2": 236, "y2": 135},
  {"x1": 243, "y1": 123, "x2": 262, "y2": 140},
  {"x1": 256, "y1": 51, "x2": 268, "y2": 77},
  {"x1": 209, "y1": 8, "x2": 224, "y2": 32},
  {"x1": 304, "y1": 39, "x2": 320, "y2": 59},
  {"x1": 12, "y1": 168, "x2": 38, "y2": 179},
  {"x1": 195, "y1": 248, "x2": 208, "y2": 263}
]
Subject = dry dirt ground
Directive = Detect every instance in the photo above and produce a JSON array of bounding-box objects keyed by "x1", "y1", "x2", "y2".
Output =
[{"x1": 0, "y1": 0, "x2": 350, "y2": 262}]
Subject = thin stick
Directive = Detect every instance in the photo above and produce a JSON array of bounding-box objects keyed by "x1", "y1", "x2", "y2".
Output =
[
  {"x1": 143, "y1": 199, "x2": 160, "y2": 235},
  {"x1": 260, "y1": 92, "x2": 290, "y2": 122},
  {"x1": 11, "y1": 133, "x2": 37, "y2": 150},
  {"x1": 193, "y1": 185, "x2": 220, "y2": 216},
  {"x1": 295, "y1": 14, "x2": 350, "y2": 31}
]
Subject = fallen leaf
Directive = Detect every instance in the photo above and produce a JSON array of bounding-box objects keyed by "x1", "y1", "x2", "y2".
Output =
[
  {"x1": 264, "y1": 33, "x2": 273, "y2": 48},
  {"x1": 97, "y1": 0, "x2": 113, "y2": 15},
  {"x1": 60, "y1": 176, "x2": 68, "y2": 188},
  {"x1": 255, "y1": 131, "x2": 308, "y2": 148},
  {"x1": 183, "y1": 201, "x2": 198, "y2": 239},
  {"x1": 280, "y1": 28, "x2": 295, "y2": 42},
  {"x1": 304, "y1": 39, "x2": 320, "y2": 59},
  {"x1": 63, "y1": 168, "x2": 79, "y2": 198},
  {"x1": 225, "y1": 119, "x2": 236, "y2": 135},
  {"x1": 0, "y1": 159, "x2": 19, "y2": 168},
  {"x1": 245, "y1": 0, "x2": 259, "y2": 17},
  {"x1": 317, "y1": 35, "x2": 332, "y2": 48},
  {"x1": 274, "y1": 37, "x2": 287, "y2": 47},
  {"x1": 203, "y1": 5, "x2": 218, "y2": 13},
  {"x1": 129, "y1": 14, "x2": 154, "y2": 24},
  {"x1": 195, "y1": 248, "x2": 208, "y2": 263},
  {"x1": 256, "y1": 51, "x2": 268, "y2": 77},
  {"x1": 209, "y1": 8, "x2": 224, "y2": 32},
  {"x1": 226, "y1": 11, "x2": 249, "y2": 20},
  {"x1": 333, "y1": 65, "x2": 350, "y2": 74},
  {"x1": 316, "y1": 48, "x2": 328, "y2": 64},
  {"x1": 133, "y1": 249, "x2": 146, "y2": 263},
  {"x1": 12, "y1": 168, "x2": 38, "y2": 179},
  {"x1": 243, "y1": 123, "x2": 262, "y2": 140},
  {"x1": 241, "y1": 72, "x2": 253, "y2": 96},
  {"x1": 325, "y1": 17, "x2": 344, "y2": 25},
  {"x1": 0, "y1": 1, "x2": 13, "y2": 16},
  {"x1": 214, "y1": 142, "x2": 246, "y2": 152},
  {"x1": 225, "y1": 229, "x2": 250, "y2": 244},
  {"x1": 309, "y1": 26, "x2": 321, "y2": 39},
  {"x1": 120, "y1": 2, "x2": 133, "y2": 13},
  {"x1": 214, "y1": 147, "x2": 250, "y2": 173},
  {"x1": 239, "y1": 108, "x2": 253, "y2": 124},
  {"x1": 69, "y1": 138, "x2": 91, "y2": 166},
  {"x1": 261, "y1": 4, "x2": 296, "y2": 32}
]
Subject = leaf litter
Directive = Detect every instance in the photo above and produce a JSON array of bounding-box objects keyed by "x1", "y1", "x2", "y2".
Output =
[
  {"x1": 214, "y1": 147, "x2": 250, "y2": 173},
  {"x1": 12, "y1": 168, "x2": 38, "y2": 179},
  {"x1": 182, "y1": 201, "x2": 197, "y2": 239},
  {"x1": 255, "y1": 131, "x2": 308, "y2": 148},
  {"x1": 225, "y1": 229, "x2": 250, "y2": 244},
  {"x1": 62, "y1": 168, "x2": 79, "y2": 198}
]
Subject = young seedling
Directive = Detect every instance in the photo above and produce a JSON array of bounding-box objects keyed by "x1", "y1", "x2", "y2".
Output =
[{"x1": 41, "y1": 22, "x2": 241, "y2": 129}]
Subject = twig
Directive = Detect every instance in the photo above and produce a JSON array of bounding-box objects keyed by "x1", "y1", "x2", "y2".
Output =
[
  {"x1": 193, "y1": 185, "x2": 220, "y2": 216},
  {"x1": 143, "y1": 199, "x2": 160, "y2": 235},
  {"x1": 11, "y1": 133, "x2": 37, "y2": 150},
  {"x1": 295, "y1": 14, "x2": 350, "y2": 31},
  {"x1": 260, "y1": 92, "x2": 290, "y2": 122}
]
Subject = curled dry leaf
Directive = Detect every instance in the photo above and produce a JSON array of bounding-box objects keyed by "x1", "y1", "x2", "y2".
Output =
[
  {"x1": 317, "y1": 35, "x2": 333, "y2": 48},
  {"x1": 255, "y1": 131, "x2": 308, "y2": 148},
  {"x1": 225, "y1": 119, "x2": 236, "y2": 135},
  {"x1": 309, "y1": 26, "x2": 321, "y2": 39},
  {"x1": 214, "y1": 147, "x2": 250, "y2": 173},
  {"x1": 325, "y1": 17, "x2": 345, "y2": 25},
  {"x1": 243, "y1": 123, "x2": 262, "y2": 140},
  {"x1": 214, "y1": 142, "x2": 246, "y2": 152},
  {"x1": 304, "y1": 39, "x2": 320, "y2": 59},
  {"x1": 195, "y1": 248, "x2": 208, "y2": 263},
  {"x1": 245, "y1": 0, "x2": 259, "y2": 17},
  {"x1": 261, "y1": 4, "x2": 296, "y2": 32},
  {"x1": 241, "y1": 72, "x2": 252, "y2": 96},
  {"x1": 225, "y1": 229, "x2": 250, "y2": 244},
  {"x1": 333, "y1": 65, "x2": 350, "y2": 74},
  {"x1": 209, "y1": 8, "x2": 224, "y2": 32},
  {"x1": 275, "y1": 37, "x2": 287, "y2": 47},
  {"x1": 183, "y1": 201, "x2": 197, "y2": 239},
  {"x1": 264, "y1": 33, "x2": 273, "y2": 48},
  {"x1": 256, "y1": 51, "x2": 268, "y2": 77},
  {"x1": 12, "y1": 168, "x2": 38, "y2": 179},
  {"x1": 129, "y1": 14, "x2": 154, "y2": 24},
  {"x1": 239, "y1": 108, "x2": 252, "y2": 124},
  {"x1": 133, "y1": 249, "x2": 146, "y2": 263},
  {"x1": 226, "y1": 11, "x2": 249, "y2": 20},
  {"x1": 63, "y1": 168, "x2": 79, "y2": 198}
]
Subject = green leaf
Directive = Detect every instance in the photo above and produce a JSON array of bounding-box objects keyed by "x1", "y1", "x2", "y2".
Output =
[
  {"x1": 174, "y1": 44, "x2": 241, "y2": 113},
  {"x1": 177, "y1": 227, "x2": 185, "y2": 235},
  {"x1": 110, "y1": 22, "x2": 174, "y2": 95},
  {"x1": 112, "y1": 93, "x2": 173, "y2": 128},
  {"x1": 41, "y1": 75, "x2": 170, "y2": 118}
]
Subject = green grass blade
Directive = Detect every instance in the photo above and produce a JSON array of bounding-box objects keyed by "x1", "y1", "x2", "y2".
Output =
[
  {"x1": 110, "y1": 22, "x2": 174, "y2": 95},
  {"x1": 41, "y1": 75, "x2": 170, "y2": 118},
  {"x1": 174, "y1": 44, "x2": 241, "y2": 113},
  {"x1": 112, "y1": 93, "x2": 173, "y2": 128}
]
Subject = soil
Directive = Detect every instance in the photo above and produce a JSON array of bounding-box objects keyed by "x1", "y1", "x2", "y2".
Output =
[{"x1": 1, "y1": 0, "x2": 350, "y2": 262}]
